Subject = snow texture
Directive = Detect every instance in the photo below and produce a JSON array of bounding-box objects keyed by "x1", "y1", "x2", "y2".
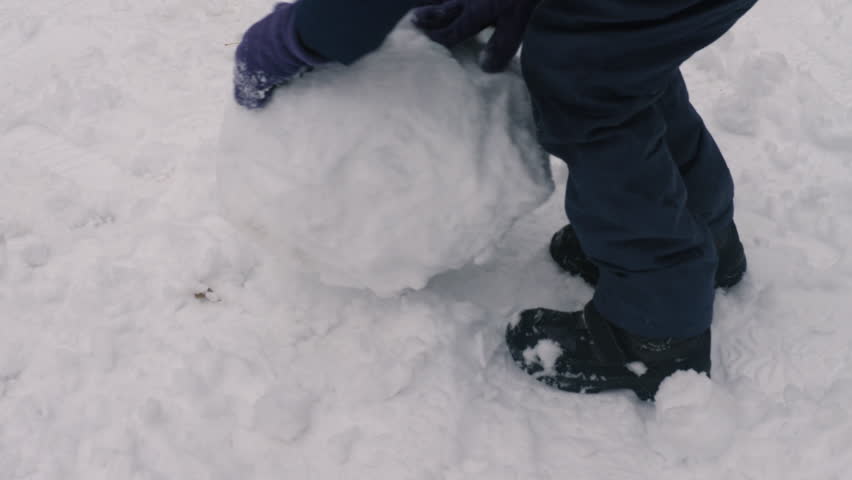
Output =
[
  {"x1": 4, "y1": 1, "x2": 852, "y2": 479},
  {"x1": 218, "y1": 22, "x2": 552, "y2": 296}
]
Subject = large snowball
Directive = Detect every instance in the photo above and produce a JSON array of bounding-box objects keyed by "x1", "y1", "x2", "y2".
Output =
[{"x1": 217, "y1": 22, "x2": 553, "y2": 296}]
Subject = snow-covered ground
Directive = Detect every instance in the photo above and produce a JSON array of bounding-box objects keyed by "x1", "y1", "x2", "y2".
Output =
[{"x1": 3, "y1": 1, "x2": 852, "y2": 479}]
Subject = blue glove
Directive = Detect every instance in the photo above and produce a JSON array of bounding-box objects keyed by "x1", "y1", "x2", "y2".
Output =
[
  {"x1": 234, "y1": 2, "x2": 326, "y2": 109},
  {"x1": 413, "y1": 0, "x2": 540, "y2": 73}
]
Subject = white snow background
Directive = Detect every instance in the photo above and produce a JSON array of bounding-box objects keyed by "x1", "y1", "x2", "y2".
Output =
[{"x1": 2, "y1": 1, "x2": 852, "y2": 479}]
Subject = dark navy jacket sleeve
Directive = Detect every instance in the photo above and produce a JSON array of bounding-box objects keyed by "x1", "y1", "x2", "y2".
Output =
[{"x1": 294, "y1": 0, "x2": 418, "y2": 65}]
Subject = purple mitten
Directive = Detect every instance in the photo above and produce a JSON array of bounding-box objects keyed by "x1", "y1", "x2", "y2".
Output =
[
  {"x1": 412, "y1": 0, "x2": 540, "y2": 73},
  {"x1": 234, "y1": 2, "x2": 326, "y2": 109}
]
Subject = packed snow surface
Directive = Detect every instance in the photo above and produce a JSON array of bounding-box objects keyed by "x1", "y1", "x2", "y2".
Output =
[
  {"x1": 218, "y1": 24, "x2": 551, "y2": 295},
  {"x1": 3, "y1": 1, "x2": 852, "y2": 479}
]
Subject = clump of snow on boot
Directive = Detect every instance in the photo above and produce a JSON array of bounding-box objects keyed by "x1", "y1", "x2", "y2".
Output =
[{"x1": 217, "y1": 22, "x2": 552, "y2": 296}]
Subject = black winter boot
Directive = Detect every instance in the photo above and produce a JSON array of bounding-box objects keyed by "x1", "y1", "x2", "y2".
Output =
[
  {"x1": 505, "y1": 303, "x2": 711, "y2": 401},
  {"x1": 550, "y1": 222, "x2": 747, "y2": 289}
]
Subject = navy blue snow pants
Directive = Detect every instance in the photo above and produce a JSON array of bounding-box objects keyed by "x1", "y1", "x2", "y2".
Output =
[{"x1": 522, "y1": 0, "x2": 756, "y2": 338}]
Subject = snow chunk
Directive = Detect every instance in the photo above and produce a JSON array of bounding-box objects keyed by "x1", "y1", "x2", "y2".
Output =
[
  {"x1": 647, "y1": 370, "x2": 739, "y2": 462},
  {"x1": 523, "y1": 339, "x2": 563, "y2": 372},
  {"x1": 625, "y1": 361, "x2": 648, "y2": 376},
  {"x1": 217, "y1": 21, "x2": 552, "y2": 296}
]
